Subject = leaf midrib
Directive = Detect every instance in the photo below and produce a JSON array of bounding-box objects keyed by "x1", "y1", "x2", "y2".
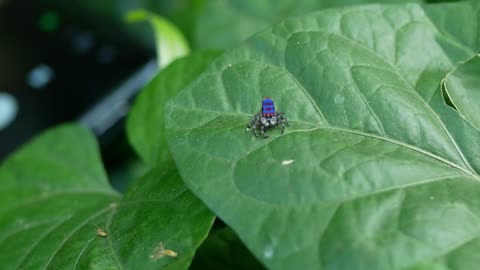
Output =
[
  {"x1": 233, "y1": 126, "x2": 480, "y2": 182},
  {"x1": 173, "y1": 104, "x2": 479, "y2": 182},
  {"x1": 72, "y1": 236, "x2": 96, "y2": 270}
]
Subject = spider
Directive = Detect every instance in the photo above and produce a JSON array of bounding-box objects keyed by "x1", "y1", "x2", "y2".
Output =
[{"x1": 246, "y1": 97, "x2": 289, "y2": 138}]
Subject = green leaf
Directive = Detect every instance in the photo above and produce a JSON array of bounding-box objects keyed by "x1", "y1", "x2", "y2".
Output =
[
  {"x1": 190, "y1": 228, "x2": 265, "y2": 270},
  {"x1": 194, "y1": 0, "x2": 426, "y2": 49},
  {"x1": 126, "y1": 9, "x2": 190, "y2": 68},
  {"x1": 166, "y1": 2, "x2": 480, "y2": 269},
  {"x1": 106, "y1": 163, "x2": 214, "y2": 270},
  {"x1": 127, "y1": 51, "x2": 221, "y2": 166},
  {"x1": 0, "y1": 125, "x2": 214, "y2": 269},
  {"x1": 443, "y1": 54, "x2": 480, "y2": 131}
]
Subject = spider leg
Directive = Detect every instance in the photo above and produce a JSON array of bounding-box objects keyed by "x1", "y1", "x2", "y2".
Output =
[
  {"x1": 260, "y1": 125, "x2": 269, "y2": 138},
  {"x1": 278, "y1": 111, "x2": 289, "y2": 127},
  {"x1": 247, "y1": 113, "x2": 258, "y2": 131},
  {"x1": 252, "y1": 124, "x2": 259, "y2": 137},
  {"x1": 276, "y1": 112, "x2": 288, "y2": 135},
  {"x1": 247, "y1": 113, "x2": 262, "y2": 137}
]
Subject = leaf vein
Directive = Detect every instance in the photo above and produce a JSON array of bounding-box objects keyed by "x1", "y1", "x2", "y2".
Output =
[{"x1": 42, "y1": 206, "x2": 112, "y2": 270}]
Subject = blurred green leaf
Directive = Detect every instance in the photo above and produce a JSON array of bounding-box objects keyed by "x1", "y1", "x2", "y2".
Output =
[
  {"x1": 0, "y1": 125, "x2": 213, "y2": 269},
  {"x1": 126, "y1": 9, "x2": 190, "y2": 67},
  {"x1": 127, "y1": 51, "x2": 221, "y2": 166},
  {"x1": 47, "y1": 0, "x2": 201, "y2": 52},
  {"x1": 166, "y1": 2, "x2": 480, "y2": 269}
]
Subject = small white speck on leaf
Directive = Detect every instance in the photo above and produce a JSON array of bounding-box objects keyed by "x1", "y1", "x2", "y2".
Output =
[
  {"x1": 228, "y1": 64, "x2": 232, "y2": 67},
  {"x1": 282, "y1": 160, "x2": 294, "y2": 166},
  {"x1": 430, "y1": 196, "x2": 435, "y2": 200},
  {"x1": 263, "y1": 245, "x2": 274, "y2": 259}
]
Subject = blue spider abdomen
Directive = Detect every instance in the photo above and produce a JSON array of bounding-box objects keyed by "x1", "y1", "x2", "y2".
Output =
[{"x1": 262, "y1": 97, "x2": 275, "y2": 117}]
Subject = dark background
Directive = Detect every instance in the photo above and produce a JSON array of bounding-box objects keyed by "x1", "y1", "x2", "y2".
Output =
[{"x1": 0, "y1": 0, "x2": 158, "y2": 176}]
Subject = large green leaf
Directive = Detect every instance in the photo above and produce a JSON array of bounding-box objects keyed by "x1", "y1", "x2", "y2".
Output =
[
  {"x1": 0, "y1": 125, "x2": 213, "y2": 269},
  {"x1": 166, "y1": 2, "x2": 480, "y2": 269},
  {"x1": 127, "y1": 51, "x2": 221, "y2": 166},
  {"x1": 194, "y1": 0, "x2": 429, "y2": 49}
]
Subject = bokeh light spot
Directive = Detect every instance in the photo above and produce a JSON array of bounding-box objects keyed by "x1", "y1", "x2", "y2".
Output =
[
  {"x1": 27, "y1": 64, "x2": 54, "y2": 89},
  {"x1": 97, "y1": 46, "x2": 117, "y2": 64},
  {"x1": 72, "y1": 31, "x2": 95, "y2": 54},
  {"x1": 38, "y1": 11, "x2": 60, "y2": 32},
  {"x1": 0, "y1": 92, "x2": 18, "y2": 130}
]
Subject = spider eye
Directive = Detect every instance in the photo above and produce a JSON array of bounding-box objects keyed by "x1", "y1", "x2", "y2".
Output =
[{"x1": 260, "y1": 117, "x2": 267, "y2": 124}]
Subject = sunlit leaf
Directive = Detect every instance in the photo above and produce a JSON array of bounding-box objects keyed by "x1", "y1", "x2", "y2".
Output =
[{"x1": 126, "y1": 9, "x2": 190, "y2": 68}]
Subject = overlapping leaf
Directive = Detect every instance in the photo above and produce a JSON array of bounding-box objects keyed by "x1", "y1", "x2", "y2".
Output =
[
  {"x1": 0, "y1": 124, "x2": 213, "y2": 269},
  {"x1": 443, "y1": 54, "x2": 480, "y2": 132},
  {"x1": 166, "y1": 2, "x2": 480, "y2": 269},
  {"x1": 127, "y1": 51, "x2": 221, "y2": 166}
]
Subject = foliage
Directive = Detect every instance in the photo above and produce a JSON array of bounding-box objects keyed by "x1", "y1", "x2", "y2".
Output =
[
  {"x1": 126, "y1": 9, "x2": 190, "y2": 68},
  {"x1": 0, "y1": 54, "x2": 217, "y2": 269},
  {"x1": 193, "y1": 0, "x2": 453, "y2": 49},
  {"x1": 2, "y1": 0, "x2": 480, "y2": 269},
  {"x1": 127, "y1": 51, "x2": 221, "y2": 166},
  {"x1": 443, "y1": 54, "x2": 480, "y2": 131},
  {"x1": 166, "y1": 2, "x2": 480, "y2": 269}
]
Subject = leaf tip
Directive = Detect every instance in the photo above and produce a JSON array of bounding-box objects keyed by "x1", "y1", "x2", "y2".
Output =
[{"x1": 124, "y1": 9, "x2": 149, "y2": 24}]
